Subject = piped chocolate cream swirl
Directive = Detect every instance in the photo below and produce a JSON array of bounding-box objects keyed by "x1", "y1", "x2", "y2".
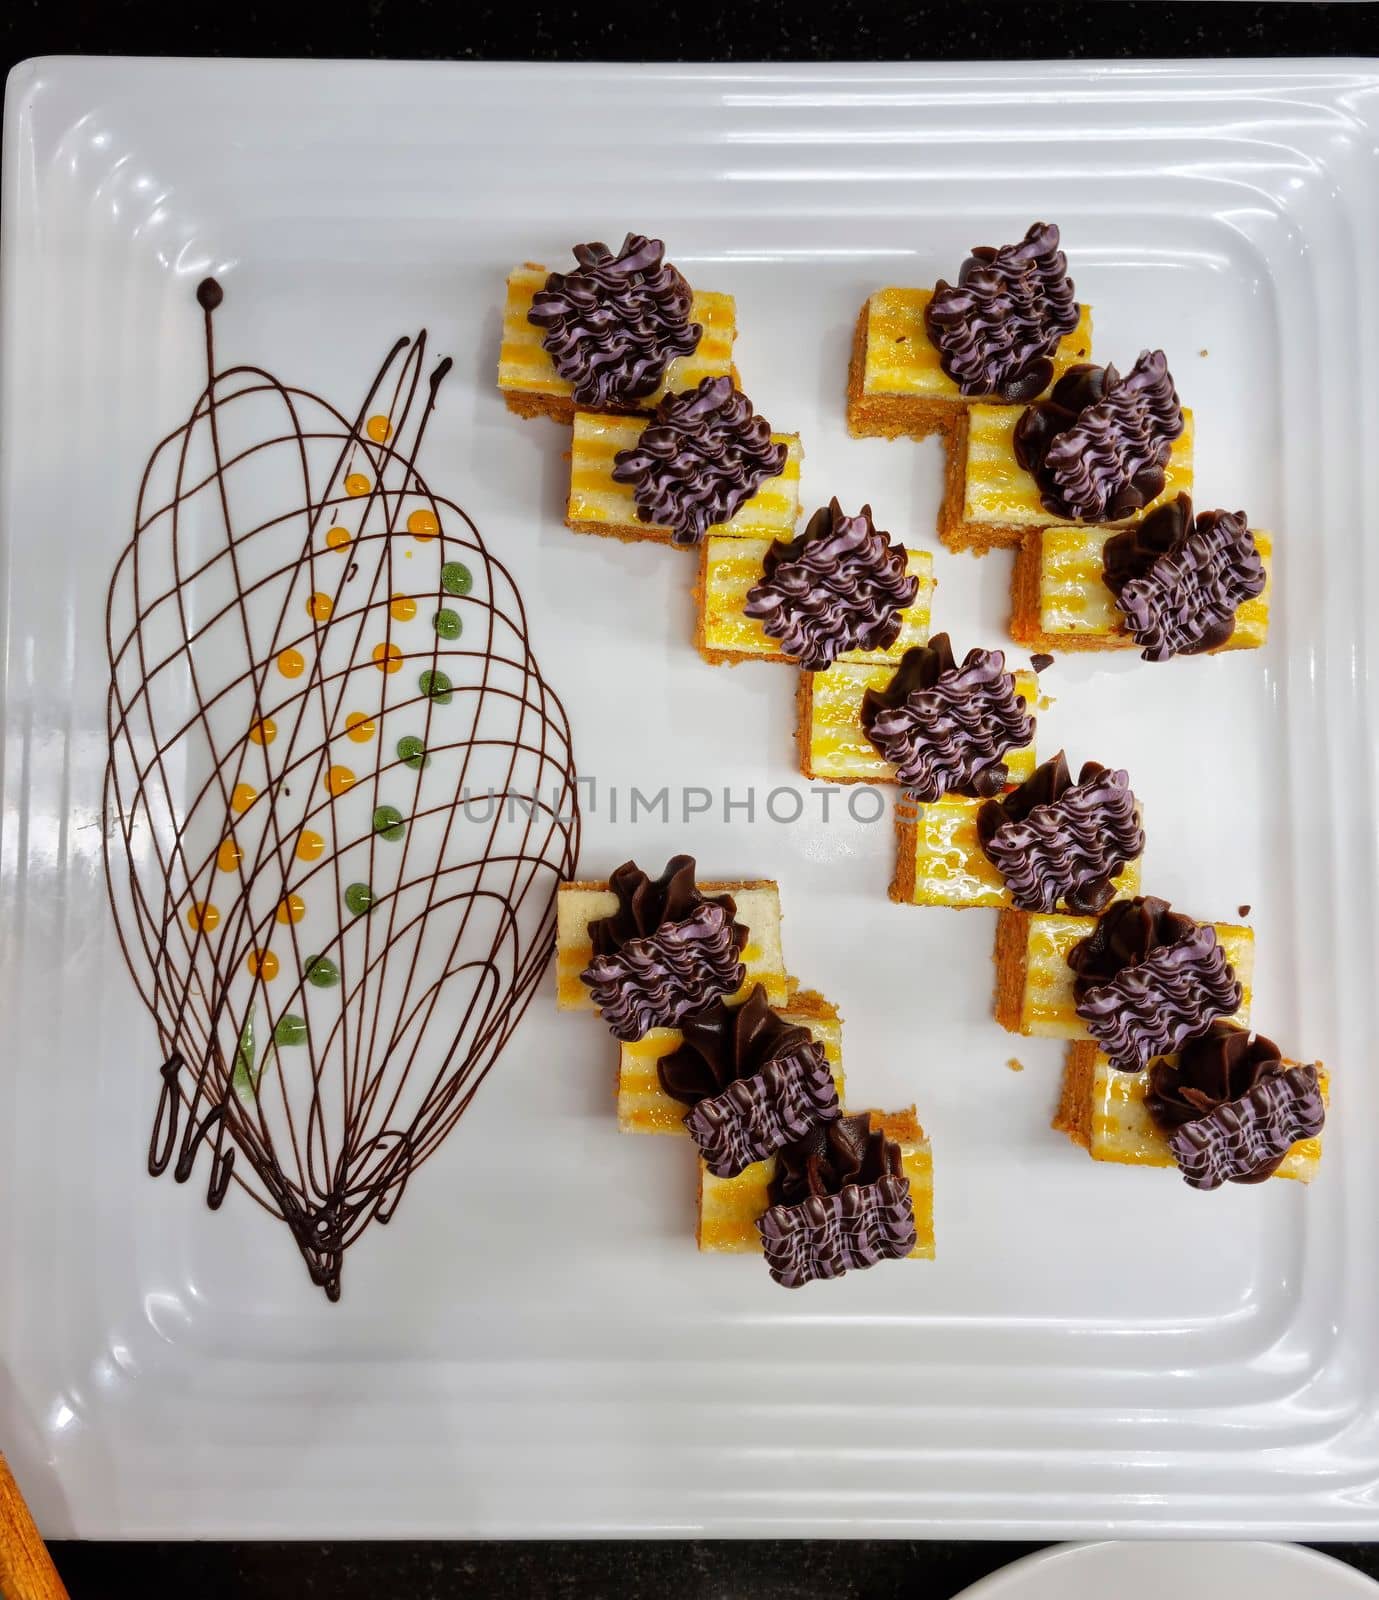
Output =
[
  {"x1": 1146, "y1": 1022, "x2": 1325, "y2": 1188},
  {"x1": 1102, "y1": 494, "x2": 1266, "y2": 661},
  {"x1": 1013, "y1": 351, "x2": 1184, "y2": 522},
  {"x1": 743, "y1": 499, "x2": 918, "y2": 670},
  {"x1": 610, "y1": 376, "x2": 787, "y2": 546},
  {"x1": 658, "y1": 985, "x2": 840, "y2": 1178},
  {"x1": 976, "y1": 752, "x2": 1143, "y2": 915},
  {"x1": 924, "y1": 221, "x2": 1080, "y2": 403},
  {"x1": 861, "y1": 633, "x2": 1034, "y2": 801},
  {"x1": 582, "y1": 855, "x2": 747, "y2": 1041},
  {"x1": 1068, "y1": 896, "x2": 1242, "y2": 1072},
  {"x1": 528, "y1": 234, "x2": 702, "y2": 411},
  {"x1": 758, "y1": 1114, "x2": 916, "y2": 1288}
]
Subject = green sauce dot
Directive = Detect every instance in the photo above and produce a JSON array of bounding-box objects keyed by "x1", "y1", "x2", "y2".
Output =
[
  {"x1": 274, "y1": 1013, "x2": 307, "y2": 1047},
  {"x1": 441, "y1": 562, "x2": 472, "y2": 597},
  {"x1": 397, "y1": 735, "x2": 431, "y2": 770},
  {"x1": 344, "y1": 882, "x2": 374, "y2": 916},
  {"x1": 419, "y1": 669, "x2": 453, "y2": 705},
  {"x1": 373, "y1": 805, "x2": 406, "y2": 842},
  {"x1": 433, "y1": 608, "x2": 462, "y2": 640},
  {"x1": 304, "y1": 955, "x2": 340, "y2": 989}
]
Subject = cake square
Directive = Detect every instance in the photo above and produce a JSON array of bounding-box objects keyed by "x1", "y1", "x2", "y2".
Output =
[
  {"x1": 1011, "y1": 526, "x2": 1272, "y2": 654},
  {"x1": 892, "y1": 796, "x2": 1142, "y2": 913},
  {"x1": 846, "y1": 289, "x2": 1094, "y2": 441},
  {"x1": 696, "y1": 537, "x2": 935, "y2": 667},
  {"x1": 617, "y1": 986, "x2": 844, "y2": 1135},
  {"x1": 556, "y1": 880, "x2": 789, "y2": 1012},
  {"x1": 939, "y1": 405, "x2": 1195, "y2": 556},
  {"x1": 498, "y1": 265, "x2": 738, "y2": 423},
  {"x1": 798, "y1": 665, "x2": 1040, "y2": 785},
  {"x1": 696, "y1": 1107, "x2": 935, "y2": 1258},
  {"x1": 1053, "y1": 1042, "x2": 1326, "y2": 1182},
  {"x1": 994, "y1": 909, "x2": 1254, "y2": 1039},
  {"x1": 565, "y1": 412, "x2": 803, "y2": 546}
]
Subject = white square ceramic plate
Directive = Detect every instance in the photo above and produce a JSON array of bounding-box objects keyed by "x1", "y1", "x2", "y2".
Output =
[{"x1": 3, "y1": 57, "x2": 1378, "y2": 1539}]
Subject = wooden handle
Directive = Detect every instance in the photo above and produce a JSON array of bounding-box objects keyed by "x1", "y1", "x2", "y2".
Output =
[{"x1": 0, "y1": 1454, "x2": 69, "y2": 1600}]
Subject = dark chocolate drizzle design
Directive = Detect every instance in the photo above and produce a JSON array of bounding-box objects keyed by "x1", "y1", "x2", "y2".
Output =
[
  {"x1": 581, "y1": 856, "x2": 748, "y2": 1041},
  {"x1": 1146, "y1": 1022, "x2": 1324, "y2": 1187},
  {"x1": 861, "y1": 633, "x2": 1034, "y2": 801},
  {"x1": 610, "y1": 376, "x2": 787, "y2": 546},
  {"x1": 758, "y1": 1114, "x2": 916, "y2": 1288},
  {"x1": 527, "y1": 234, "x2": 702, "y2": 410},
  {"x1": 105, "y1": 279, "x2": 581, "y2": 1302},
  {"x1": 1102, "y1": 494, "x2": 1266, "y2": 661},
  {"x1": 976, "y1": 752, "x2": 1143, "y2": 914},
  {"x1": 1013, "y1": 351, "x2": 1184, "y2": 522},
  {"x1": 924, "y1": 221, "x2": 1080, "y2": 402},
  {"x1": 1068, "y1": 896, "x2": 1241, "y2": 1072},
  {"x1": 743, "y1": 499, "x2": 918, "y2": 670},
  {"x1": 657, "y1": 984, "x2": 839, "y2": 1177}
]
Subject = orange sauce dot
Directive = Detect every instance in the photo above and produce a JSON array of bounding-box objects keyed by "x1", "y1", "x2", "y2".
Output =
[
  {"x1": 325, "y1": 525, "x2": 352, "y2": 551},
  {"x1": 277, "y1": 647, "x2": 305, "y2": 678},
  {"x1": 231, "y1": 782, "x2": 257, "y2": 814},
  {"x1": 326, "y1": 765, "x2": 356, "y2": 796},
  {"x1": 216, "y1": 838, "x2": 243, "y2": 873},
  {"x1": 345, "y1": 711, "x2": 376, "y2": 743},
  {"x1": 389, "y1": 593, "x2": 417, "y2": 623},
  {"x1": 407, "y1": 507, "x2": 439, "y2": 541},
  {"x1": 372, "y1": 642, "x2": 402, "y2": 673},
  {"x1": 188, "y1": 902, "x2": 220, "y2": 932},
  {"x1": 366, "y1": 414, "x2": 393, "y2": 443},
  {"x1": 275, "y1": 894, "x2": 306, "y2": 925},
  {"x1": 248, "y1": 717, "x2": 276, "y2": 746},
  {"x1": 296, "y1": 829, "x2": 325, "y2": 861},
  {"x1": 247, "y1": 949, "x2": 280, "y2": 981},
  {"x1": 307, "y1": 592, "x2": 333, "y2": 622},
  {"x1": 345, "y1": 473, "x2": 371, "y2": 498}
]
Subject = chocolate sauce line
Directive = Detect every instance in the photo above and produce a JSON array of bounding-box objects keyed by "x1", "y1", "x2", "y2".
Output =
[{"x1": 103, "y1": 279, "x2": 580, "y2": 1298}]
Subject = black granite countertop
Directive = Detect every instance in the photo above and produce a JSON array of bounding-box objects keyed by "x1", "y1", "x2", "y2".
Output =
[
  {"x1": 40, "y1": 1538, "x2": 1379, "y2": 1596},
  {"x1": 9, "y1": 5, "x2": 1379, "y2": 1595},
  {"x1": 3, "y1": 0, "x2": 1378, "y2": 62}
]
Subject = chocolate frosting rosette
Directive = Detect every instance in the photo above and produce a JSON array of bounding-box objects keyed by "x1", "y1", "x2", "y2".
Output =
[
  {"x1": 756, "y1": 1114, "x2": 916, "y2": 1288},
  {"x1": 1013, "y1": 350, "x2": 1184, "y2": 522},
  {"x1": 1068, "y1": 896, "x2": 1242, "y2": 1072},
  {"x1": 743, "y1": 499, "x2": 917, "y2": 670},
  {"x1": 581, "y1": 855, "x2": 748, "y2": 1042},
  {"x1": 861, "y1": 632, "x2": 1034, "y2": 801},
  {"x1": 1146, "y1": 1022, "x2": 1325, "y2": 1189},
  {"x1": 1101, "y1": 493, "x2": 1266, "y2": 661},
  {"x1": 611, "y1": 376, "x2": 786, "y2": 546},
  {"x1": 528, "y1": 234, "x2": 702, "y2": 410},
  {"x1": 924, "y1": 220, "x2": 1080, "y2": 403},
  {"x1": 977, "y1": 751, "x2": 1143, "y2": 915},
  {"x1": 658, "y1": 984, "x2": 839, "y2": 1178}
]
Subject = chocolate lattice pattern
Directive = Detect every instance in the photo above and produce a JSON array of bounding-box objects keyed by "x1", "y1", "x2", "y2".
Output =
[{"x1": 104, "y1": 281, "x2": 580, "y2": 1300}]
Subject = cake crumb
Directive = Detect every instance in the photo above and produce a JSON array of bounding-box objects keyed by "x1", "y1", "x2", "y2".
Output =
[
  {"x1": 1238, "y1": 903, "x2": 1251, "y2": 918},
  {"x1": 1006, "y1": 1056, "x2": 1025, "y2": 1073},
  {"x1": 1030, "y1": 653, "x2": 1054, "y2": 673},
  {"x1": 1199, "y1": 348, "x2": 1209, "y2": 357}
]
